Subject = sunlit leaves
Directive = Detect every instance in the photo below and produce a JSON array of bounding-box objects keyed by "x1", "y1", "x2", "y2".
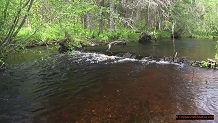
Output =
[{"x1": 215, "y1": 41, "x2": 218, "y2": 60}]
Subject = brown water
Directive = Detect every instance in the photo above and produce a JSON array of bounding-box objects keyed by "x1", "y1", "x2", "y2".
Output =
[{"x1": 0, "y1": 39, "x2": 218, "y2": 123}]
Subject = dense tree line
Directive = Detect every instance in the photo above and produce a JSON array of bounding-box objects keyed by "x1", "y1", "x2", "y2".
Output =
[{"x1": 1, "y1": 0, "x2": 218, "y2": 60}]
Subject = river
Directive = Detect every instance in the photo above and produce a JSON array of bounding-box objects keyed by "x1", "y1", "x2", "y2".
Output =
[{"x1": 0, "y1": 39, "x2": 218, "y2": 123}]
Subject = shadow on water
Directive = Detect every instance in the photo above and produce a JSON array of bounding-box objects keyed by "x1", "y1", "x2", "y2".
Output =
[{"x1": 0, "y1": 39, "x2": 218, "y2": 123}]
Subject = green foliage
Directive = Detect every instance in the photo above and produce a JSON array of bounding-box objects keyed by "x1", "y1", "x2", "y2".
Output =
[
  {"x1": 16, "y1": 24, "x2": 65, "y2": 44},
  {"x1": 0, "y1": 58, "x2": 3, "y2": 63},
  {"x1": 98, "y1": 31, "x2": 110, "y2": 42},
  {"x1": 84, "y1": 29, "x2": 99, "y2": 39},
  {"x1": 2, "y1": 0, "x2": 218, "y2": 61},
  {"x1": 94, "y1": 29, "x2": 140, "y2": 42},
  {"x1": 192, "y1": 61, "x2": 212, "y2": 68},
  {"x1": 215, "y1": 41, "x2": 218, "y2": 60},
  {"x1": 62, "y1": 39, "x2": 83, "y2": 51},
  {"x1": 191, "y1": 29, "x2": 215, "y2": 39},
  {"x1": 167, "y1": 0, "x2": 218, "y2": 39},
  {"x1": 151, "y1": 30, "x2": 171, "y2": 39},
  {"x1": 41, "y1": 25, "x2": 64, "y2": 41},
  {"x1": 201, "y1": 61, "x2": 209, "y2": 67},
  {"x1": 126, "y1": 31, "x2": 140, "y2": 41},
  {"x1": 191, "y1": 62, "x2": 197, "y2": 67}
]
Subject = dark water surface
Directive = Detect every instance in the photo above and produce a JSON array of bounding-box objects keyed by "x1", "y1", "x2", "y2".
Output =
[
  {"x1": 85, "y1": 38, "x2": 216, "y2": 61},
  {"x1": 0, "y1": 39, "x2": 218, "y2": 123}
]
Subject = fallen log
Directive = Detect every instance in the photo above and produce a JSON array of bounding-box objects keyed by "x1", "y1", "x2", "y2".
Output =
[
  {"x1": 191, "y1": 58, "x2": 217, "y2": 69},
  {"x1": 107, "y1": 40, "x2": 126, "y2": 50},
  {"x1": 25, "y1": 40, "x2": 59, "y2": 48}
]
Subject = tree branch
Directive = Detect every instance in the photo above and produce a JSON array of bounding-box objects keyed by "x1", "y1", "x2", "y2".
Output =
[
  {"x1": 12, "y1": 0, "x2": 34, "y2": 41},
  {"x1": 3, "y1": 1, "x2": 9, "y2": 24},
  {"x1": 1, "y1": 0, "x2": 33, "y2": 47}
]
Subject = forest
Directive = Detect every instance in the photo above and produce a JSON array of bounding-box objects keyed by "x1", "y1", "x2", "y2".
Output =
[{"x1": 1, "y1": 0, "x2": 218, "y2": 61}]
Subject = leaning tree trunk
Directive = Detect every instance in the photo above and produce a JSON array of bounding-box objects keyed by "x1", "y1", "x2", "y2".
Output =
[{"x1": 1, "y1": 0, "x2": 34, "y2": 47}]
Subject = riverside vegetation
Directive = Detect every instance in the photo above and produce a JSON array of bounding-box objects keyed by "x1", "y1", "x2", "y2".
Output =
[{"x1": 1, "y1": 0, "x2": 218, "y2": 65}]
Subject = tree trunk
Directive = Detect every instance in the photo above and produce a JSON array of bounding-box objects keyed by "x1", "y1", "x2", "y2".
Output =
[
  {"x1": 3, "y1": 1, "x2": 9, "y2": 25},
  {"x1": 12, "y1": 0, "x2": 34, "y2": 43},
  {"x1": 109, "y1": 0, "x2": 115, "y2": 31},
  {"x1": 157, "y1": 9, "x2": 162, "y2": 30},
  {"x1": 146, "y1": 5, "x2": 150, "y2": 30},
  {"x1": 172, "y1": 21, "x2": 175, "y2": 40},
  {"x1": 87, "y1": 12, "x2": 92, "y2": 30},
  {"x1": 172, "y1": 21, "x2": 176, "y2": 53},
  {"x1": 136, "y1": 6, "x2": 141, "y2": 22},
  {"x1": 82, "y1": 15, "x2": 87, "y2": 29},
  {"x1": 99, "y1": 0, "x2": 104, "y2": 34}
]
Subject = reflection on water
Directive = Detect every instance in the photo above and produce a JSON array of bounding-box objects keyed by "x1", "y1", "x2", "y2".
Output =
[
  {"x1": 85, "y1": 38, "x2": 216, "y2": 61},
  {"x1": 0, "y1": 40, "x2": 218, "y2": 123}
]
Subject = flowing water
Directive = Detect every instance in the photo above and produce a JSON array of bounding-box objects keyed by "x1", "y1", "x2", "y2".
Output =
[{"x1": 0, "y1": 39, "x2": 218, "y2": 123}]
